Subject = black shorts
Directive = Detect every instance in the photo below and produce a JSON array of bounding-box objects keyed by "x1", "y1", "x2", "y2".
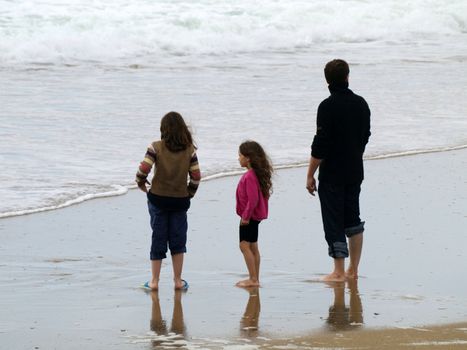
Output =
[{"x1": 239, "y1": 220, "x2": 260, "y2": 243}]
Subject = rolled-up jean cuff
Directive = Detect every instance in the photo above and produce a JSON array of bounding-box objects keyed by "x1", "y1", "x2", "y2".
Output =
[
  {"x1": 345, "y1": 221, "x2": 365, "y2": 237},
  {"x1": 170, "y1": 248, "x2": 187, "y2": 256},
  {"x1": 328, "y1": 241, "x2": 349, "y2": 259}
]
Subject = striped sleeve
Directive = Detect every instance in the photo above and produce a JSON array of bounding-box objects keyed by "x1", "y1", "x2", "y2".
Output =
[
  {"x1": 135, "y1": 144, "x2": 156, "y2": 184},
  {"x1": 187, "y1": 151, "x2": 201, "y2": 197}
]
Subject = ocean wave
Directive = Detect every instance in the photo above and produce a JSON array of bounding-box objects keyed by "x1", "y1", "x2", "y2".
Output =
[
  {"x1": 1, "y1": 144, "x2": 466, "y2": 219},
  {"x1": 364, "y1": 144, "x2": 467, "y2": 160},
  {"x1": 0, "y1": 185, "x2": 128, "y2": 219},
  {"x1": 0, "y1": 0, "x2": 466, "y2": 66}
]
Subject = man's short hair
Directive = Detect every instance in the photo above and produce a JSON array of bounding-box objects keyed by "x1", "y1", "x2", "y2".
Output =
[{"x1": 324, "y1": 59, "x2": 349, "y2": 85}]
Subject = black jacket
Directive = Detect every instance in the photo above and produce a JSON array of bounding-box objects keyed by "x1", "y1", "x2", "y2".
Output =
[{"x1": 311, "y1": 82, "x2": 371, "y2": 184}]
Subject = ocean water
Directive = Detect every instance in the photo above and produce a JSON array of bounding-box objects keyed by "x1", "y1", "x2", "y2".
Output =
[{"x1": 1, "y1": 0, "x2": 467, "y2": 217}]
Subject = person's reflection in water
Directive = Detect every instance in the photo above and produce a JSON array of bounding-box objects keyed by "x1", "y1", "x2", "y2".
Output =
[
  {"x1": 150, "y1": 290, "x2": 186, "y2": 348},
  {"x1": 325, "y1": 279, "x2": 363, "y2": 331},
  {"x1": 240, "y1": 287, "x2": 261, "y2": 336}
]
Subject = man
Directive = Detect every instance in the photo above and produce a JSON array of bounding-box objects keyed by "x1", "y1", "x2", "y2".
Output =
[{"x1": 307, "y1": 59, "x2": 371, "y2": 282}]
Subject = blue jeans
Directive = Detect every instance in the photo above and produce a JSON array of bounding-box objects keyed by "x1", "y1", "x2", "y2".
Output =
[
  {"x1": 148, "y1": 201, "x2": 188, "y2": 260},
  {"x1": 318, "y1": 181, "x2": 365, "y2": 259}
]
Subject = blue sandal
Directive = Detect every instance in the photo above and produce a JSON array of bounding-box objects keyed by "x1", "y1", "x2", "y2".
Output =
[
  {"x1": 140, "y1": 281, "x2": 154, "y2": 291},
  {"x1": 179, "y1": 279, "x2": 189, "y2": 290}
]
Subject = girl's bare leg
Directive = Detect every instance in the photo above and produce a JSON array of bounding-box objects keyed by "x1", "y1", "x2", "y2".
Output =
[
  {"x1": 237, "y1": 242, "x2": 260, "y2": 287},
  {"x1": 150, "y1": 259, "x2": 162, "y2": 290},
  {"x1": 171, "y1": 253, "x2": 185, "y2": 289},
  {"x1": 250, "y1": 242, "x2": 261, "y2": 284}
]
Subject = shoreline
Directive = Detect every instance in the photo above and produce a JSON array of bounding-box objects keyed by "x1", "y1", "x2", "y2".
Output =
[{"x1": 1, "y1": 143, "x2": 467, "y2": 220}]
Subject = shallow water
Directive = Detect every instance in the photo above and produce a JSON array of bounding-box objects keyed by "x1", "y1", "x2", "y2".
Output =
[
  {"x1": 1, "y1": 149, "x2": 466, "y2": 349},
  {"x1": 2, "y1": 52, "x2": 467, "y2": 217}
]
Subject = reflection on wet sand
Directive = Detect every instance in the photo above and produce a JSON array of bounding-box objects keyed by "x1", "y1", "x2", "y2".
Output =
[
  {"x1": 240, "y1": 287, "x2": 261, "y2": 336},
  {"x1": 326, "y1": 279, "x2": 363, "y2": 331},
  {"x1": 149, "y1": 290, "x2": 186, "y2": 348}
]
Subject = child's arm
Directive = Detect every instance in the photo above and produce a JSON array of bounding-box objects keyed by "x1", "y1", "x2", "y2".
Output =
[
  {"x1": 135, "y1": 144, "x2": 156, "y2": 192},
  {"x1": 187, "y1": 151, "x2": 201, "y2": 198},
  {"x1": 240, "y1": 173, "x2": 259, "y2": 224}
]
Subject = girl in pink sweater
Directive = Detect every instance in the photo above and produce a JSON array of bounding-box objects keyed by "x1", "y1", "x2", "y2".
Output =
[{"x1": 236, "y1": 141, "x2": 273, "y2": 288}]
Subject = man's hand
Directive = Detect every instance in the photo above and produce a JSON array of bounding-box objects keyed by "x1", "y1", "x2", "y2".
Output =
[
  {"x1": 306, "y1": 176, "x2": 317, "y2": 196},
  {"x1": 240, "y1": 218, "x2": 250, "y2": 226},
  {"x1": 306, "y1": 156, "x2": 321, "y2": 196}
]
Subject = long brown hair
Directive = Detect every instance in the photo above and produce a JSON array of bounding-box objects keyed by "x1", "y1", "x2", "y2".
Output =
[
  {"x1": 239, "y1": 141, "x2": 273, "y2": 198},
  {"x1": 160, "y1": 111, "x2": 193, "y2": 152}
]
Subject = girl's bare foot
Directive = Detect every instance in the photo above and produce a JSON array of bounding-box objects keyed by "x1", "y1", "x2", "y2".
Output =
[
  {"x1": 141, "y1": 280, "x2": 158, "y2": 291},
  {"x1": 149, "y1": 280, "x2": 159, "y2": 290},
  {"x1": 236, "y1": 279, "x2": 260, "y2": 288},
  {"x1": 174, "y1": 279, "x2": 189, "y2": 290}
]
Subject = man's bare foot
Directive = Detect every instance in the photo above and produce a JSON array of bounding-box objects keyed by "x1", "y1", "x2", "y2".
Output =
[
  {"x1": 236, "y1": 279, "x2": 250, "y2": 286},
  {"x1": 321, "y1": 272, "x2": 346, "y2": 282},
  {"x1": 345, "y1": 269, "x2": 358, "y2": 280},
  {"x1": 236, "y1": 279, "x2": 260, "y2": 288}
]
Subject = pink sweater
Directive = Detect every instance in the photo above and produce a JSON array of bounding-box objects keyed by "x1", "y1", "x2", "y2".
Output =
[{"x1": 236, "y1": 169, "x2": 268, "y2": 221}]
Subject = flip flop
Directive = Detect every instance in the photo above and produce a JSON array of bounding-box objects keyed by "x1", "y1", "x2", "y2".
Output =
[
  {"x1": 140, "y1": 281, "x2": 155, "y2": 291},
  {"x1": 178, "y1": 279, "x2": 189, "y2": 291}
]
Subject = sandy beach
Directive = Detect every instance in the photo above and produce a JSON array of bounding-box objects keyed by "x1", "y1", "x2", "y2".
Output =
[{"x1": 1, "y1": 148, "x2": 466, "y2": 349}]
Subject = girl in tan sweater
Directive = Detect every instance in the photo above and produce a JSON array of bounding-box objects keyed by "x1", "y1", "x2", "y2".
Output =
[{"x1": 136, "y1": 111, "x2": 201, "y2": 291}]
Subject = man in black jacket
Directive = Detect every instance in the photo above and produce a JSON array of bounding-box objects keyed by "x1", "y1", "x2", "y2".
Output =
[{"x1": 306, "y1": 59, "x2": 371, "y2": 282}]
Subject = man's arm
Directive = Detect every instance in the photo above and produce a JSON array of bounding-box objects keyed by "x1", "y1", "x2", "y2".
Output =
[
  {"x1": 307, "y1": 102, "x2": 329, "y2": 196},
  {"x1": 363, "y1": 100, "x2": 371, "y2": 151},
  {"x1": 306, "y1": 156, "x2": 322, "y2": 196}
]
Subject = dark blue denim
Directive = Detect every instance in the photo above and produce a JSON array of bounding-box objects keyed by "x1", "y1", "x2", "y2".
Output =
[
  {"x1": 148, "y1": 201, "x2": 188, "y2": 260},
  {"x1": 318, "y1": 181, "x2": 365, "y2": 259}
]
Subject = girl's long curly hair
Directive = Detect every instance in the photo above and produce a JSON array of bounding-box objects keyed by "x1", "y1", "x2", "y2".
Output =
[
  {"x1": 239, "y1": 141, "x2": 273, "y2": 198},
  {"x1": 160, "y1": 111, "x2": 193, "y2": 152}
]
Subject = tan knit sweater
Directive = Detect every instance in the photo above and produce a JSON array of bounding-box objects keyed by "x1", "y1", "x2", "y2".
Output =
[{"x1": 136, "y1": 140, "x2": 201, "y2": 198}]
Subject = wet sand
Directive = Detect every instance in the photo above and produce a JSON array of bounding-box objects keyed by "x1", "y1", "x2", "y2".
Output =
[
  {"x1": 0, "y1": 148, "x2": 466, "y2": 349},
  {"x1": 266, "y1": 321, "x2": 467, "y2": 349}
]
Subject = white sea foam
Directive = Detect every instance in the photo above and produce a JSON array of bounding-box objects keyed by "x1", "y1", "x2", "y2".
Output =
[
  {"x1": 0, "y1": 185, "x2": 128, "y2": 219},
  {"x1": 408, "y1": 340, "x2": 467, "y2": 346},
  {"x1": 124, "y1": 332, "x2": 261, "y2": 349},
  {"x1": 1, "y1": 0, "x2": 466, "y2": 67},
  {"x1": 365, "y1": 144, "x2": 467, "y2": 160}
]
